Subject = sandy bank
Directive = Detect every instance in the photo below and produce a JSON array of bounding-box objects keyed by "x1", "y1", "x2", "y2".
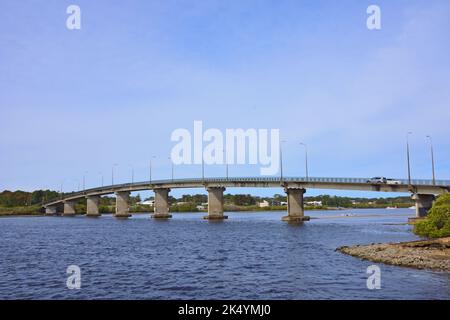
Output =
[{"x1": 337, "y1": 237, "x2": 450, "y2": 272}]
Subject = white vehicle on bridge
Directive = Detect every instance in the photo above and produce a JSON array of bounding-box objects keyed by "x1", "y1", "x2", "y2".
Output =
[
  {"x1": 386, "y1": 179, "x2": 402, "y2": 185},
  {"x1": 366, "y1": 177, "x2": 387, "y2": 184}
]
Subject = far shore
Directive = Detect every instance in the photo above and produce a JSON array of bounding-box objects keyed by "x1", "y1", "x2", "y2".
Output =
[{"x1": 337, "y1": 237, "x2": 450, "y2": 272}]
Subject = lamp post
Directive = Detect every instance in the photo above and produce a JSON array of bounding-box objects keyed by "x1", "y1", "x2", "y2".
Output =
[
  {"x1": 83, "y1": 171, "x2": 88, "y2": 191},
  {"x1": 406, "y1": 132, "x2": 412, "y2": 185},
  {"x1": 202, "y1": 153, "x2": 205, "y2": 182},
  {"x1": 226, "y1": 161, "x2": 229, "y2": 180},
  {"x1": 126, "y1": 165, "x2": 134, "y2": 192},
  {"x1": 168, "y1": 157, "x2": 174, "y2": 182},
  {"x1": 280, "y1": 140, "x2": 286, "y2": 182},
  {"x1": 60, "y1": 180, "x2": 65, "y2": 199},
  {"x1": 129, "y1": 165, "x2": 134, "y2": 185},
  {"x1": 73, "y1": 179, "x2": 80, "y2": 192},
  {"x1": 112, "y1": 164, "x2": 118, "y2": 186},
  {"x1": 300, "y1": 142, "x2": 309, "y2": 181},
  {"x1": 223, "y1": 148, "x2": 228, "y2": 180},
  {"x1": 41, "y1": 187, "x2": 46, "y2": 206},
  {"x1": 426, "y1": 135, "x2": 436, "y2": 185},
  {"x1": 99, "y1": 172, "x2": 104, "y2": 187},
  {"x1": 149, "y1": 156, "x2": 156, "y2": 184}
]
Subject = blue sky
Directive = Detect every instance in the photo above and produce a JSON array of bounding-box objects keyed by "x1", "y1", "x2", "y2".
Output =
[{"x1": 1, "y1": 0, "x2": 450, "y2": 198}]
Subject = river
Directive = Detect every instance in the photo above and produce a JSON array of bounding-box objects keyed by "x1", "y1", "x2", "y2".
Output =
[{"x1": 0, "y1": 208, "x2": 448, "y2": 299}]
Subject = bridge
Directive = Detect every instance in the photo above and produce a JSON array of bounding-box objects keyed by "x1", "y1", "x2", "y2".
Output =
[{"x1": 43, "y1": 176, "x2": 450, "y2": 222}]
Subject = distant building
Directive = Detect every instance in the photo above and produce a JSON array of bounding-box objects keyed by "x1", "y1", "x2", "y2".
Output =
[
  {"x1": 280, "y1": 201, "x2": 288, "y2": 206},
  {"x1": 258, "y1": 200, "x2": 270, "y2": 208},
  {"x1": 196, "y1": 205, "x2": 206, "y2": 211},
  {"x1": 139, "y1": 200, "x2": 154, "y2": 206},
  {"x1": 306, "y1": 201, "x2": 322, "y2": 206}
]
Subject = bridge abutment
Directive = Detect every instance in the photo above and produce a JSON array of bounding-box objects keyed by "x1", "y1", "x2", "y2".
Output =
[
  {"x1": 409, "y1": 194, "x2": 435, "y2": 222},
  {"x1": 86, "y1": 195, "x2": 101, "y2": 217},
  {"x1": 63, "y1": 200, "x2": 77, "y2": 216},
  {"x1": 152, "y1": 188, "x2": 172, "y2": 219},
  {"x1": 282, "y1": 188, "x2": 310, "y2": 223},
  {"x1": 45, "y1": 205, "x2": 58, "y2": 216},
  {"x1": 115, "y1": 191, "x2": 131, "y2": 218},
  {"x1": 204, "y1": 187, "x2": 227, "y2": 220}
]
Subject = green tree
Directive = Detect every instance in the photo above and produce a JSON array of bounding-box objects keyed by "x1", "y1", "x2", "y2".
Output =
[
  {"x1": 233, "y1": 194, "x2": 256, "y2": 206},
  {"x1": 414, "y1": 194, "x2": 450, "y2": 238}
]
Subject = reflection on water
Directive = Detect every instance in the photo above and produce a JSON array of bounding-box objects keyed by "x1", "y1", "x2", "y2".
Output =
[{"x1": 0, "y1": 209, "x2": 448, "y2": 299}]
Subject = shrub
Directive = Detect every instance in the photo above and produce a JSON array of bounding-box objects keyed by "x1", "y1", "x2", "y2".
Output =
[{"x1": 414, "y1": 194, "x2": 450, "y2": 238}]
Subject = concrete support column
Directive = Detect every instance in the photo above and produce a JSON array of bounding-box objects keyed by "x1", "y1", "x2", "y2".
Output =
[
  {"x1": 282, "y1": 188, "x2": 310, "y2": 223},
  {"x1": 45, "y1": 205, "x2": 58, "y2": 216},
  {"x1": 204, "y1": 187, "x2": 228, "y2": 220},
  {"x1": 412, "y1": 194, "x2": 435, "y2": 218},
  {"x1": 86, "y1": 195, "x2": 101, "y2": 217},
  {"x1": 63, "y1": 200, "x2": 77, "y2": 216},
  {"x1": 152, "y1": 188, "x2": 172, "y2": 219},
  {"x1": 115, "y1": 191, "x2": 131, "y2": 218}
]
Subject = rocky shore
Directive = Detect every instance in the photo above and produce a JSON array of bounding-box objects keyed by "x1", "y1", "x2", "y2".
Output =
[{"x1": 337, "y1": 237, "x2": 450, "y2": 272}]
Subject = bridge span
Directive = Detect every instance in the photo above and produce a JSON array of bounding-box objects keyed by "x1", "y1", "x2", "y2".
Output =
[{"x1": 43, "y1": 176, "x2": 450, "y2": 222}]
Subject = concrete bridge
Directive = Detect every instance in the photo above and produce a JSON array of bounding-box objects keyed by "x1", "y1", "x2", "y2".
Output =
[{"x1": 42, "y1": 176, "x2": 450, "y2": 222}]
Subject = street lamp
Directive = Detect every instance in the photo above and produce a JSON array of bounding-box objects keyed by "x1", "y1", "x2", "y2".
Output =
[
  {"x1": 280, "y1": 140, "x2": 286, "y2": 182},
  {"x1": 129, "y1": 165, "x2": 134, "y2": 185},
  {"x1": 406, "y1": 132, "x2": 412, "y2": 185},
  {"x1": 168, "y1": 157, "x2": 174, "y2": 181},
  {"x1": 60, "y1": 180, "x2": 65, "y2": 199},
  {"x1": 426, "y1": 135, "x2": 436, "y2": 185},
  {"x1": 99, "y1": 172, "x2": 104, "y2": 187},
  {"x1": 149, "y1": 156, "x2": 156, "y2": 184},
  {"x1": 83, "y1": 171, "x2": 88, "y2": 191},
  {"x1": 112, "y1": 164, "x2": 118, "y2": 186},
  {"x1": 223, "y1": 148, "x2": 228, "y2": 180},
  {"x1": 202, "y1": 152, "x2": 205, "y2": 182},
  {"x1": 41, "y1": 187, "x2": 46, "y2": 206},
  {"x1": 73, "y1": 179, "x2": 80, "y2": 192},
  {"x1": 300, "y1": 142, "x2": 309, "y2": 181}
]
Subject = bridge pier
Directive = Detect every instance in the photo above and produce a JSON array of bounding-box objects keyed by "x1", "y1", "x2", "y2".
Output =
[
  {"x1": 409, "y1": 194, "x2": 435, "y2": 222},
  {"x1": 86, "y1": 195, "x2": 101, "y2": 217},
  {"x1": 115, "y1": 191, "x2": 131, "y2": 218},
  {"x1": 152, "y1": 188, "x2": 172, "y2": 219},
  {"x1": 204, "y1": 187, "x2": 228, "y2": 220},
  {"x1": 63, "y1": 200, "x2": 77, "y2": 216},
  {"x1": 282, "y1": 188, "x2": 310, "y2": 223}
]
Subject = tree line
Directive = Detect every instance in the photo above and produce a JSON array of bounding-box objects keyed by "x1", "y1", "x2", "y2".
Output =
[
  {"x1": 0, "y1": 190, "x2": 414, "y2": 208},
  {"x1": 0, "y1": 190, "x2": 59, "y2": 207}
]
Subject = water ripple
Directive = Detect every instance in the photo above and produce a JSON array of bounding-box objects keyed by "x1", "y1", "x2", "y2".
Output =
[{"x1": 0, "y1": 210, "x2": 448, "y2": 299}]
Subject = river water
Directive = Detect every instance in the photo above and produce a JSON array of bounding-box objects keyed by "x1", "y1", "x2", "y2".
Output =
[{"x1": 0, "y1": 208, "x2": 448, "y2": 299}]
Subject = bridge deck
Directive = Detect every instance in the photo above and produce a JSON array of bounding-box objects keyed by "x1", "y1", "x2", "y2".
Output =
[{"x1": 43, "y1": 176, "x2": 450, "y2": 207}]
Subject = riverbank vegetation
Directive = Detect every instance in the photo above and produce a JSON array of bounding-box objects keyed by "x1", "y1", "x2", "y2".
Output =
[
  {"x1": 414, "y1": 194, "x2": 450, "y2": 238},
  {"x1": 0, "y1": 190, "x2": 59, "y2": 207},
  {"x1": 0, "y1": 205, "x2": 42, "y2": 216}
]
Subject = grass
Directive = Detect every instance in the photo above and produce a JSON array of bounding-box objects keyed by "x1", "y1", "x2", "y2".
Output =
[{"x1": 0, "y1": 205, "x2": 42, "y2": 216}]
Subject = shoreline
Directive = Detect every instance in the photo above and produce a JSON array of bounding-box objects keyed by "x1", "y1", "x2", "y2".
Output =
[{"x1": 337, "y1": 237, "x2": 450, "y2": 272}]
